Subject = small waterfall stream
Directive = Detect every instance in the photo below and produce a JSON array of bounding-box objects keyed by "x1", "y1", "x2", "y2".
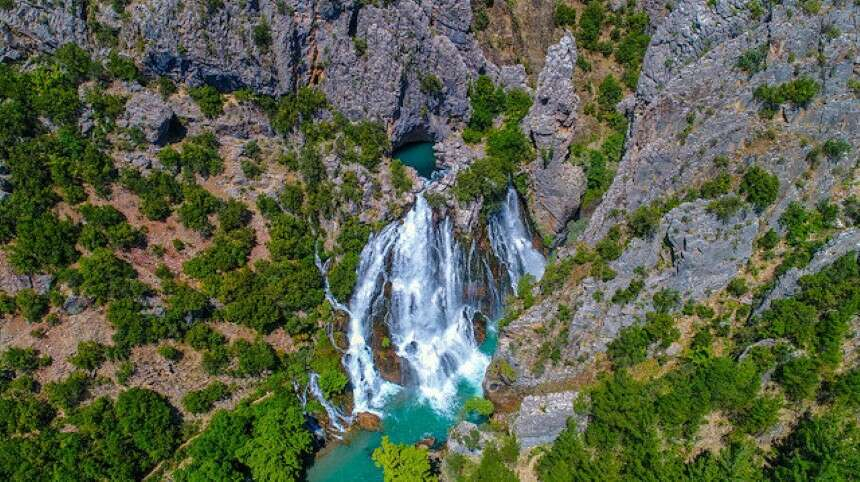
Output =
[{"x1": 340, "y1": 186, "x2": 545, "y2": 415}]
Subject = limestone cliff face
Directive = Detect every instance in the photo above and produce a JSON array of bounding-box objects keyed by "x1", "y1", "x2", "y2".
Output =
[
  {"x1": 487, "y1": 0, "x2": 860, "y2": 447},
  {"x1": 1, "y1": 0, "x2": 493, "y2": 145}
]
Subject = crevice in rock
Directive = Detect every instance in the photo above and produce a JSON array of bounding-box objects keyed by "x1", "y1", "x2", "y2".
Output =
[{"x1": 161, "y1": 115, "x2": 187, "y2": 145}]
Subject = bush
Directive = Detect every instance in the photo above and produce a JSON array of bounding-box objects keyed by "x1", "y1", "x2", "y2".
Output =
[
  {"x1": 15, "y1": 289, "x2": 49, "y2": 323},
  {"x1": 182, "y1": 381, "x2": 231, "y2": 414},
  {"x1": 735, "y1": 394, "x2": 781, "y2": 435},
  {"x1": 45, "y1": 371, "x2": 90, "y2": 410},
  {"x1": 390, "y1": 159, "x2": 413, "y2": 195},
  {"x1": 597, "y1": 75, "x2": 622, "y2": 114},
  {"x1": 7, "y1": 213, "x2": 79, "y2": 274},
  {"x1": 178, "y1": 184, "x2": 222, "y2": 237},
  {"x1": 252, "y1": 21, "x2": 272, "y2": 50},
  {"x1": 554, "y1": 2, "x2": 577, "y2": 27},
  {"x1": 157, "y1": 344, "x2": 183, "y2": 361},
  {"x1": 821, "y1": 138, "x2": 851, "y2": 160},
  {"x1": 769, "y1": 411, "x2": 859, "y2": 480},
  {"x1": 2, "y1": 346, "x2": 49, "y2": 373},
  {"x1": 753, "y1": 76, "x2": 820, "y2": 116},
  {"x1": 699, "y1": 172, "x2": 732, "y2": 199},
  {"x1": 628, "y1": 203, "x2": 661, "y2": 238},
  {"x1": 115, "y1": 388, "x2": 180, "y2": 464},
  {"x1": 68, "y1": 341, "x2": 107, "y2": 371},
  {"x1": 776, "y1": 356, "x2": 820, "y2": 401},
  {"x1": 232, "y1": 339, "x2": 277, "y2": 377},
  {"x1": 707, "y1": 195, "x2": 745, "y2": 222},
  {"x1": 79, "y1": 248, "x2": 145, "y2": 304},
  {"x1": 464, "y1": 396, "x2": 495, "y2": 417},
  {"x1": 577, "y1": 0, "x2": 605, "y2": 50},
  {"x1": 736, "y1": 44, "x2": 768, "y2": 75},
  {"x1": 419, "y1": 74, "x2": 443, "y2": 94},
  {"x1": 189, "y1": 85, "x2": 224, "y2": 118},
  {"x1": 105, "y1": 51, "x2": 139, "y2": 81},
  {"x1": 727, "y1": 278, "x2": 748, "y2": 297},
  {"x1": 160, "y1": 132, "x2": 223, "y2": 178},
  {"x1": 740, "y1": 166, "x2": 779, "y2": 211}
]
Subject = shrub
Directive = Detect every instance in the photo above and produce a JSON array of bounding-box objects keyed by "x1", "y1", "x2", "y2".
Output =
[
  {"x1": 105, "y1": 51, "x2": 139, "y2": 81},
  {"x1": 757, "y1": 228, "x2": 779, "y2": 250},
  {"x1": 232, "y1": 339, "x2": 277, "y2": 376},
  {"x1": 419, "y1": 74, "x2": 443, "y2": 94},
  {"x1": 157, "y1": 344, "x2": 183, "y2": 361},
  {"x1": 7, "y1": 213, "x2": 79, "y2": 274},
  {"x1": 78, "y1": 248, "x2": 145, "y2": 304},
  {"x1": 390, "y1": 159, "x2": 413, "y2": 195},
  {"x1": 707, "y1": 195, "x2": 745, "y2": 222},
  {"x1": 727, "y1": 278, "x2": 749, "y2": 297},
  {"x1": 737, "y1": 44, "x2": 768, "y2": 74},
  {"x1": 464, "y1": 396, "x2": 495, "y2": 417},
  {"x1": 2, "y1": 346, "x2": 49, "y2": 373},
  {"x1": 577, "y1": 0, "x2": 605, "y2": 50},
  {"x1": 776, "y1": 356, "x2": 820, "y2": 401},
  {"x1": 182, "y1": 381, "x2": 231, "y2": 414},
  {"x1": 15, "y1": 289, "x2": 49, "y2": 323},
  {"x1": 328, "y1": 252, "x2": 360, "y2": 301},
  {"x1": 554, "y1": 2, "x2": 577, "y2": 27},
  {"x1": 740, "y1": 166, "x2": 779, "y2": 211},
  {"x1": 628, "y1": 203, "x2": 661, "y2": 238},
  {"x1": 753, "y1": 76, "x2": 820, "y2": 116},
  {"x1": 45, "y1": 371, "x2": 90, "y2": 409},
  {"x1": 821, "y1": 138, "x2": 851, "y2": 160},
  {"x1": 189, "y1": 85, "x2": 224, "y2": 118},
  {"x1": 597, "y1": 75, "x2": 622, "y2": 114},
  {"x1": 68, "y1": 341, "x2": 107, "y2": 371},
  {"x1": 252, "y1": 21, "x2": 272, "y2": 50},
  {"x1": 699, "y1": 172, "x2": 732, "y2": 199},
  {"x1": 178, "y1": 184, "x2": 222, "y2": 237},
  {"x1": 735, "y1": 394, "x2": 781, "y2": 435}
]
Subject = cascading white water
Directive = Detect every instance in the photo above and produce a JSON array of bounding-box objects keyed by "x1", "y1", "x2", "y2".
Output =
[
  {"x1": 488, "y1": 186, "x2": 546, "y2": 290},
  {"x1": 308, "y1": 372, "x2": 353, "y2": 435},
  {"x1": 341, "y1": 186, "x2": 545, "y2": 415}
]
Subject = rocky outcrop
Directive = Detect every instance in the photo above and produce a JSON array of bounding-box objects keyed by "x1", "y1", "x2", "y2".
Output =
[
  {"x1": 512, "y1": 391, "x2": 584, "y2": 448},
  {"x1": 583, "y1": 1, "x2": 859, "y2": 244},
  {"x1": 119, "y1": 90, "x2": 175, "y2": 145},
  {"x1": 523, "y1": 33, "x2": 585, "y2": 236},
  {"x1": 2, "y1": 0, "x2": 494, "y2": 146}
]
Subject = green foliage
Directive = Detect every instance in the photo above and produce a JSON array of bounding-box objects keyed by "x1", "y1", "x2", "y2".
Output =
[
  {"x1": 175, "y1": 390, "x2": 312, "y2": 481},
  {"x1": 189, "y1": 85, "x2": 224, "y2": 118},
  {"x1": 769, "y1": 411, "x2": 860, "y2": 480},
  {"x1": 758, "y1": 228, "x2": 779, "y2": 250},
  {"x1": 157, "y1": 344, "x2": 183, "y2": 361},
  {"x1": 776, "y1": 356, "x2": 820, "y2": 401},
  {"x1": 554, "y1": 2, "x2": 577, "y2": 27},
  {"x1": 699, "y1": 171, "x2": 732, "y2": 199},
  {"x1": 540, "y1": 256, "x2": 575, "y2": 292},
  {"x1": 577, "y1": 0, "x2": 605, "y2": 51},
  {"x1": 7, "y1": 213, "x2": 79, "y2": 274},
  {"x1": 78, "y1": 204, "x2": 145, "y2": 251},
  {"x1": 120, "y1": 169, "x2": 183, "y2": 220},
  {"x1": 608, "y1": 312, "x2": 679, "y2": 368},
  {"x1": 628, "y1": 203, "x2": 661, "y2": 238},
  {"x1": 470, "y1": 443, "x2": 517, "y2": 482},
  {"x1": 178, "y1": 184, "x2": 222, "y2": 236},
  {"x1": 183, "y1": 228, "x2": 255, "y2": 281},
  {"x1": 466, "y1": 75, "x2": 506, "y2": 134},
  {"x1": 597, "y1": 75, "x2": 622, "y2": 114},
  {"x1": 68, "y1": 341, "x2": 107, "y2": 371},
  {"x1": 328, "y1": 252, "x2": 360, "y2": 301},
  {"x1": 753, "y1": 76, "x2": 820, "y2": 117},
  {"x1": 778, "y1": 201, "x2": 820, "y2": 246},
  {"x1": 2, "y1": 346, "x2": 49, "y2": 374},
  {"x1": 463, "y1": 396, "x2": 494, "y2": 418},
  {"x1": 159, "y1": 131, "x2": 223, "y2": 178},
  {"x1": 737, "y1": 44, "x2": 768, "y2": 75},
  {"x1": 390, "y1": 159, "x2": 413, "y2": 194},
  {"x1": 78, "y1": 248, "x2": 145, "y2": 304},
  {"x1": 105, "y1": 51, "x2": 139, "y2": 81},
  {"x1": 270, "y1": 87, "x2": 327, "y2": 135},
  {"x1": 821, "y1": 137, "x2": 851, "y2": 160},
  {"x1": 707, "y1": 195, "x2": 745, "y2": 222},
  {"x1": 740, "y1": 166, "x2": 779, "y2": 211},
  {"x1": 735, "y1": 394, "x2": 782, "y2": 435},
  {"x1": 44, "y1": 371, "x2": 90, "y2": 410},
  {"x1": 182, "y1": 381, "x2": 231, "y2": 414},
  {"x1": 14, "y1": 289, "x2": 49, "y2": 323},
  {"x1": 252, "y1": 20, "x2": 272, "y2": 50},
  {"x1": 372, "y1": 436, "x2": 436, "y2": 482}
]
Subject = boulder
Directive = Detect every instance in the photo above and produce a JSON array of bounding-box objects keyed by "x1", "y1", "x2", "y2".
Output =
[
  {"x1": 512, "y1": 391, "x2": 584, "y2": 448},
  {"x1": 354, "y1": 412, "x2": 381, "y2": 431},
  {"x1": 120, "y1": 90, "x2": 175, "y2": 145}
]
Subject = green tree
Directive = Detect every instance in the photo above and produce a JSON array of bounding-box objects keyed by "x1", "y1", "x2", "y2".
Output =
[{"x1": 372, "y1": 436, "x2": 436, "y2": 482}]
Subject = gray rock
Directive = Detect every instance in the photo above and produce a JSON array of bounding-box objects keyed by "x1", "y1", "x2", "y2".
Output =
[
  {"x1": 63, "y1": 295, "x2": 91, "y2": 315},
  {"x1": 31, "y1": 274, "x2": 54, "y2": 295},
  {"x1": 522, "y1": 32, "x2": 584, "y2": 236},
  {"x1": 512, "y1": 391, "x2": 584, "y2": 448},
  {"x1": 120, "y1": 90, "x2": 175, "y2": 145},
  {"x1": 446, "y1": 421, "x2": 499, "y2": 457}
]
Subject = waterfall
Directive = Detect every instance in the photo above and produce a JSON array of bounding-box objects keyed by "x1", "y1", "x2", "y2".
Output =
[
  {"x1": 308, "y1": 373, "x2": 353, "y2": 436},
  {"x1": 340, "y1": 186, "x2": 545, "y2": 415},
  {"x1": 488, "y1": 186, "x2": 546, "y2": 291}
]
